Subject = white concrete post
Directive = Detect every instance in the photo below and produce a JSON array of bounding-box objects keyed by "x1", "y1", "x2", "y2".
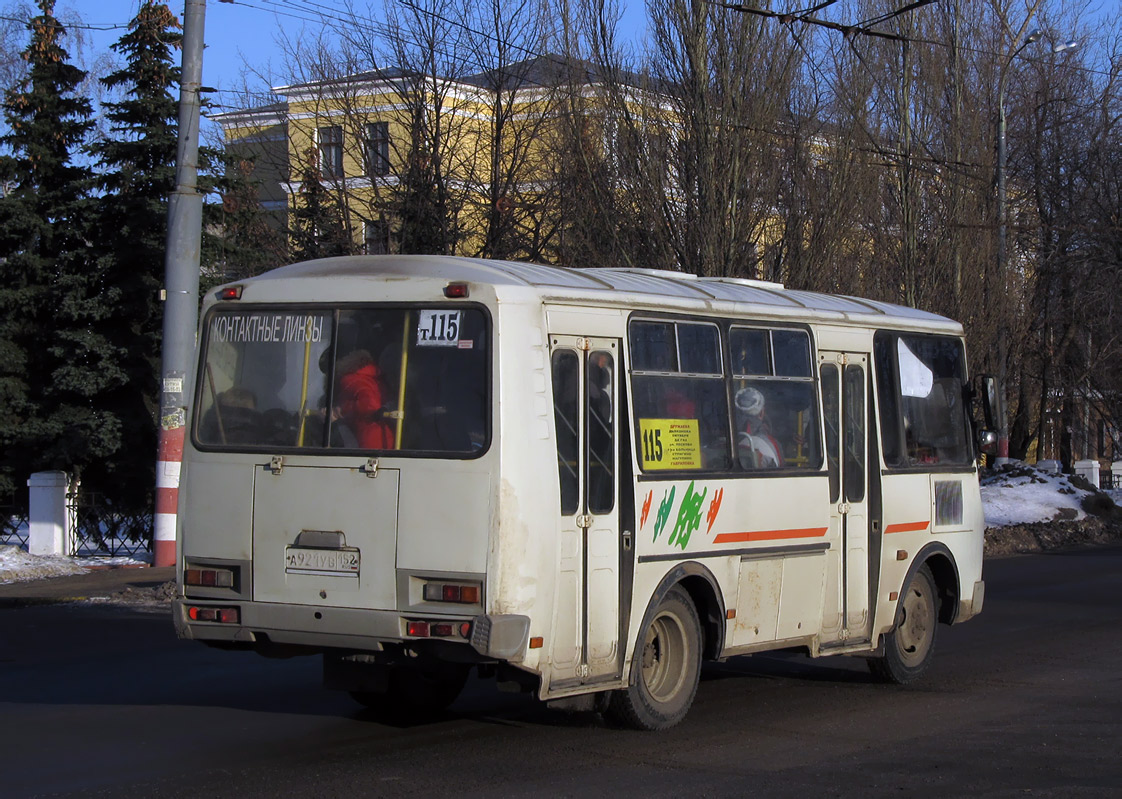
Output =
[
  {"x1": 1074, "y1": 459, "x2": 1101, "y2": 489},
  {"x1": 27, "y1": 471, "x2": 73, "y2": 556},
  {"x1": 1037, "y1": 459, "x2": 1062, "y2": 474}
]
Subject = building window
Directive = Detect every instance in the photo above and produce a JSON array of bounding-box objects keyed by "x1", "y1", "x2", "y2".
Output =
[
  {"x1": 366, "y1": 121, "x2": 390, "y2": 177},
  {"x1": 318, "y1": 125, "x2": 343, "y2": 179},
  {"x1": 364, "y1": 220, "x2": 389, "y2": 254}
]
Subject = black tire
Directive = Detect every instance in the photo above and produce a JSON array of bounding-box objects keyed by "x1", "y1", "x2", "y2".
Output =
[
  {"x1": 351, "y1": 662, "x2": 469, "y2": 715},
  {"x1": 869, "y1": 564, "x2": 938, "y2": 684},
  {"x1": 606, "y1": 586, "x2": 702, "y2": 731}
]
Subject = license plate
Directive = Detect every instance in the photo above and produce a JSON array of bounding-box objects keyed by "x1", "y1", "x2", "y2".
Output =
[{"x1": 285, "y1": 546, "x2": 360, "y2": 577}]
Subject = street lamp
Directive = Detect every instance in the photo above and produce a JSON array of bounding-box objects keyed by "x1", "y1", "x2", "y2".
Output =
[{"x1": 993, "y1": 30, "x2": 1079, "y2": 465}]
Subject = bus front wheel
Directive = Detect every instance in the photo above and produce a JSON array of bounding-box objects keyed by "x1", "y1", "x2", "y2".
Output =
[
  {"x1": 607, "y1": 587, "x2": 701, "y2": 730},
  {"x1": 869, "y1": 564, "x2": 938, "y2": 684}
]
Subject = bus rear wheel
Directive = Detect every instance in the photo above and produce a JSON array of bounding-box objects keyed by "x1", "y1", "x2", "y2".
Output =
[
  {"x1": 869, "y1": 564, "x2": 938, "y2": 684},
  {"x1": 607, "y1": 587, "x2": 701, "y2": 730},
  {"x1": 351, "y1": 662, "x2": 469, "y2": 716}
]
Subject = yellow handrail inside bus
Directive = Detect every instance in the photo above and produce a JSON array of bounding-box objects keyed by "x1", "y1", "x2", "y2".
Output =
[
  {"x1": 296, "y1": 327, "x2": 313, "y2": 447},
  {"x1": 394, "y1": 311, "x2": 411, "y2": 449},
  {"x1": 791, "y1": 410, "x2": 808, "y2": 466}
]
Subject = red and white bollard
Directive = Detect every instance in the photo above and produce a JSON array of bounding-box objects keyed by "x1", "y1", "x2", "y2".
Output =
[{"x1": 154, "y1": 425, "x2": 184, "y2": 568}]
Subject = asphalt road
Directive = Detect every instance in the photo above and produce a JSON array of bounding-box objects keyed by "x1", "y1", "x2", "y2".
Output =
[{"x1": 2, "y1": 546, "x2": 1120, "y2": 798}]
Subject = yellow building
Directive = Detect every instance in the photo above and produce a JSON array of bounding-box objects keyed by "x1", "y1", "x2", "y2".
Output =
[{"x1": 211, "y1": 56, "x2": 611, "y2": 261}]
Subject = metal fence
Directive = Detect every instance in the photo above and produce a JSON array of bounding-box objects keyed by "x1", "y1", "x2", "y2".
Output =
[
  {"x1": 0, "y1": 499, "x2": 29, "y2": 548},
  {"x1": 66, "y1": 484, "x2": 153, "y2": 557}
]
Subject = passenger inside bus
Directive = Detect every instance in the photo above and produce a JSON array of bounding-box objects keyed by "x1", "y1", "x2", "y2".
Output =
[
  {"x1": 333, "y1": 348, "x2": 395, "y2": 450},
  {"x1": 200, "y1": 386, "x2": 259, "y2": 445},
  {"x1": 734, "y1": 386, "x2": 783, "y2": 468}
]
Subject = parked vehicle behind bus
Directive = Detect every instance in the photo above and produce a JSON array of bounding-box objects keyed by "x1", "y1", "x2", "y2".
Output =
[{"x1": 175, "y1": 256, "x2": 990, "y2": 729}]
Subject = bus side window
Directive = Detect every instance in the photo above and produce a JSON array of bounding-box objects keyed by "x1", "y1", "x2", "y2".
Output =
[
  {"x1": 843, "y1": 364, "x2": 866, "y2": 502},
  {"x1": 730, "y1": 326, "x2": 820, "y2": 472},
  {"x1": 820, "y1": 364, "x2": 840, "y2": 503},
  {"x1": 587, "y1": 351, "x2": 614, "y2": 514},
  {"x1": 629, "y1": 319, "x2": 731, "y2": 472},
  {"x1": 552, "y1": 350, "x2": 580, "y2": 515}
]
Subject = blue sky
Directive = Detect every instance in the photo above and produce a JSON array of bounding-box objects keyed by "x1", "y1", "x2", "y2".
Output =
[
  {"x1": 58, "y1": 0, "x2": 1121, "y2": 105},
  {"x1": 73, "y1": 0, "x2": 648, "y2": 99},
  {"x1": 75, "y1": 0, "x2": 319, "y2": 92}
]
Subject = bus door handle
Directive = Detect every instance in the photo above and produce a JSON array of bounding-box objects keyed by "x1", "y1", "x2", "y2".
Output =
[{"x1": 622, "y1": 530, "x2": 633, "y2": 551}]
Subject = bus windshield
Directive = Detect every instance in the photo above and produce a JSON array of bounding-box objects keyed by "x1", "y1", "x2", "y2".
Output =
[{"x1": 194, "y1": 306, "x2": 489, "y2": 455}]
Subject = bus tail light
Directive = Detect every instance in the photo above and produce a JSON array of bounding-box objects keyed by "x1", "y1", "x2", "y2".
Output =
[
  {"x1": 187, "y1": 605, "x2": 240, "y2": 624},
  {"x1": 443, "y1": 282, "x2": 469, "y2": 298},
  {"x1": 422, "y1": 582, "x2": 481, "y2": 604},
  {"x1": 185, "y1": 568, "x2": 234, "y2": 588},
  {"x1": 217, "y1": 285, "x2": 244, "y2": 300},
  {"x1": 407, "y1": 620, "x2": 472, "y2": 639}
]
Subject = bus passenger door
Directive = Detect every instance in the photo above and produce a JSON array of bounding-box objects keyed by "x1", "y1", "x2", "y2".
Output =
[
  {"x1": 549, "y1": 336, "x2": 622, "y2": 688},
  {"x1": 819, "y1": 352, "x2": 872, "y2": 645}
]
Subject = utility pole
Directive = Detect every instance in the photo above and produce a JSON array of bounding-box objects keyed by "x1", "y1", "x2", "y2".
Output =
[{"x1": 155, "y1": 0, "x2": 206, "y2": 568}]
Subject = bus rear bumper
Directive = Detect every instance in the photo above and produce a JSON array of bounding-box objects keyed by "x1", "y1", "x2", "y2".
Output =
[
  {"x1": 177, "y1": 598, "x2": 430, "y2": 652},
  {"x1": 174, "y1": 599, "x2": 530, "y2": 661}
]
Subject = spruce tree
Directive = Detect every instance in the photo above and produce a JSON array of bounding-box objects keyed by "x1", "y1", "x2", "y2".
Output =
[
  {"x1": 88, "y1": 0, "x2": 182, "y2": 508},
  {"x1": 0, "y1": 0, "x2": 115, "y2": 501},
  {"x1": 211, "y1": 155, "x2": 288, "y2": 281},
  {"x1": 290, "y1": 146, "x2": 352, "y2": 261},
  {"x1": 396, "y1": 127, "x2": 451, "y2": 255}
]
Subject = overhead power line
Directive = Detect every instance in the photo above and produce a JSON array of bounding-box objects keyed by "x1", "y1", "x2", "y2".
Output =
[{"x1": 0, "y1": 12, "x2": 128, "y2": 32}]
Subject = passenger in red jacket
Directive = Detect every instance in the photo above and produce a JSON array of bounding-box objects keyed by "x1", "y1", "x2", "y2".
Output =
[{"x1": 334, "y1": 349, "x2": 394, "y2": 449}]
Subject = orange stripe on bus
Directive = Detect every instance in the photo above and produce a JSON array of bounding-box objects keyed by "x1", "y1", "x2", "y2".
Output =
[
  {"x1": 713, "y1": 527, "x2": 828, "y2": 544},
  {"x1": 884, "y1": 520, "x2": 930, "y2": 534}
]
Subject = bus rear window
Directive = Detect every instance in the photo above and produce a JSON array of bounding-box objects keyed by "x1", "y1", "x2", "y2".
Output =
[{"x1": 195, "y1": 307, "x2": 489, "y2": 455}]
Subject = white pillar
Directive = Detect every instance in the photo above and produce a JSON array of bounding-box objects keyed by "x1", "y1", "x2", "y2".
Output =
[
  {"x1": 27, "y1": 471, "x2": 72, "y2": 556},
  {"x1": 1074, "y1": 459, "x2": 1100, "y2": 489},
  {"x1": 1037, "y1": 459, "x2": 1062, "y2": 474}
]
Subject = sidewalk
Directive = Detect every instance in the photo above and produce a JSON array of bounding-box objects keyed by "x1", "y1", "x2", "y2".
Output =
[{"x1": 0, "y1": 565, "x2": 176, "y2": 608}]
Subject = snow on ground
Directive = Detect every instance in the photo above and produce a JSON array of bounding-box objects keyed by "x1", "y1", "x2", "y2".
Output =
[
  {"x1": 980, "y1": 463, "x2": 1097, "y2": 527},
  {"x1": 0, "y1": 545, "x2": 150, "y2": 585},
  {"x1": 0, "y1": 545, "x2": 88, "y2": 584}
]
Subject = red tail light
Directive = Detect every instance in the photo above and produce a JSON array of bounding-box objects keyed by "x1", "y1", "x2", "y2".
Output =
[
  {"x1": 407, "y1": 621, "x2": 430, "y2": 637},
  {"x1": 187, "y1": 605, "x2": 240, "y2": 624}
]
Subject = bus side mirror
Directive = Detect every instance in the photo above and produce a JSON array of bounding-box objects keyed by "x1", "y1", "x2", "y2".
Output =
[
  {"x1": 972, "y1": 374, "x2": 999, "y2": 456},
  {"x1": 975, "y1": 374, "x2": 998, "y2": 429}
]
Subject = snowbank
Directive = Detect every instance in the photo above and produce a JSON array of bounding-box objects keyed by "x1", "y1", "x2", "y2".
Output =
[
  {"x1": 0, "y1": 545, "x2": 88, "y2": 584},
  {"x1": 980, "y1": 463, "x2": 1095, "y2": 527}
]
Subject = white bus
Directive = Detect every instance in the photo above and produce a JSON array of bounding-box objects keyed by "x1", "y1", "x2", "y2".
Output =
[{"x1": 175, "y1": 256, "x2": 989, "y2": 729}]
